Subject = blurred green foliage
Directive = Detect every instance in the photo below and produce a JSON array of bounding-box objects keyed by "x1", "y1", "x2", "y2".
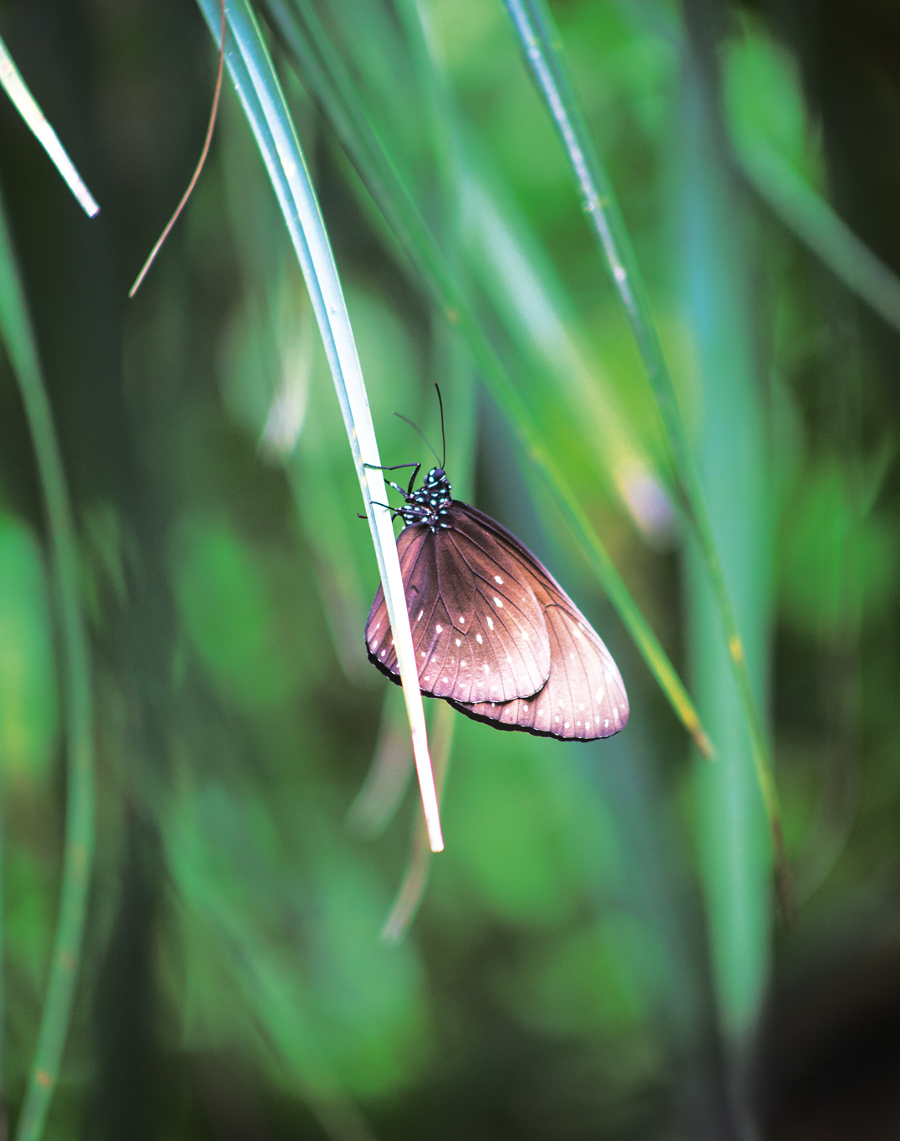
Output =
[{"x1": 0, "y1": 0, "x2": 899, "y2": 1139}]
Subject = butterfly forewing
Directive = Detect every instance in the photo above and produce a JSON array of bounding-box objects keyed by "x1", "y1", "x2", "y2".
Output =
[{"x1": 365, "y1": 513, "x2": 552, "y2": 704}]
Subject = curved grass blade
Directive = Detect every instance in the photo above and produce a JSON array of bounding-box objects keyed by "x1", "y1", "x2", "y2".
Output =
[
  {"x1": 502, "y1": 0, "x2": 789, "y2": 909},
  {"x1": 382, "y1": 699, "x2": 455, "y2": 943},
  {"x1": 167, "y1": 796, "x2": 382, "y2": 1141},
  {"x1": 194, "y1": 0, "x2": 441, "y2": 850},
  {"x1": 736, "y1": 139, "x2": 900, "y2": 334},
  {"x1": 0, "y1": 192, "x2": 95, "y2": 1141},
  {"x1": 260, "y1": 0, "x2": 711, "y2": 756},
  {"x1": 346, "y1": 685, "x2": 414, "y2": 840},
  {"x1": 0, "y1": 35, "x2": 98, "y2": 218}
]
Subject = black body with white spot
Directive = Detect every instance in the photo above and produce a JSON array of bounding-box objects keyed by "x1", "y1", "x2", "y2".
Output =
[{"x1": 365, "y1": 466, "x2": 628, "y2": 741}]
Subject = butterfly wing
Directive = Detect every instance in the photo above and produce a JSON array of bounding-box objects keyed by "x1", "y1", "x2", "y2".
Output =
[
  {"x1": 447, "y1": 504, "x2": 629, "y2": 740},
  {"x1": 365, "y1": 511, "x2": 551, "y2": 704}
]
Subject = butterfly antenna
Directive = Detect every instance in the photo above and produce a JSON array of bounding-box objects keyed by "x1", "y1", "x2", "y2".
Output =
[
  {"x1": 434, "y1": 383, "x2": 446, "y2": 468},
  {"x1": 393, "y1": 413, "x2": 442, "y2": 467}
]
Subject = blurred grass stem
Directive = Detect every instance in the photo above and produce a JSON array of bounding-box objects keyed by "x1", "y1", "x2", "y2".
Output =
[
  {"x1": 0, "y1": 193, "x2": 95, "y2": 1141},
  {"x1": 382, "y1": 700, "x2": 455, "y2": 942},
  {"x1": 502, "y1": 0, "x2": 790, "y2": 909},
  {"x1": 737, "y1": 139, "x2": 900, "y2": 335}
]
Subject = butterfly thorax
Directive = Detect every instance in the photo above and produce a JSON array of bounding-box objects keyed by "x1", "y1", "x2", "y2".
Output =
[{"x1": 399, "y1": 467, "x2": 453, "y2": 532}]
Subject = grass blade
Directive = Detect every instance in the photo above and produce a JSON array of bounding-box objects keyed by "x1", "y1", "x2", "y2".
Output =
[
  {"x1": 502, "y1": 0, "x2": 789, "y2": 903},
  {"x1": 0, "y1": 36, "x2": 99, "y2": 218},
  {"x1": 0, "y1": 192, "x2": 95, "y2": 1141},
  {"x1": 262, "y1": 0, "x2": 711, "y2": 755},
  {"x1": 381, "y1": 700, "x2": 455, "y2": 943},
  {"x1": 195, "y1": 0, "x2": 441, "y2": 850},
  {"x1": 736, "y1": 139, "x2": 900, "y2": 333},
  {"x1": 679, "y1": 57, "x2": 772, "y2": 1056}
]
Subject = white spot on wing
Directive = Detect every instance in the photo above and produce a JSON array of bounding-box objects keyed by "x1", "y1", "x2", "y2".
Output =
[
  {"x1": 476, "y1": 634, "x2": 483, "y2": 644},
  {"x1": 455, "y1": 638, "x2": 461, "y2": 646},
  {"x1": 493, "y1": 597, "x2": 503, "y2": 608},
  {"x1": 459, "y1": 616, "x2": 465, "y2": 624},
  {"x1": 416, "y1": 611, "x2": 423, "y2": 622},
  {"x1": 595, "y1": 687, "x2": 605, "y2": 703},
  {"x1": 435, "y1": 624, "x2": 443, "y2": 633},
  {"x1": 494, "y1": 575, "x2": 503, "y2": 584},
  {"x1": 604, "y1": 719, "x2": 609, "y2": 728},
  {"x1": 487, "y1": 616, "x2": 494, "y2": 630}
]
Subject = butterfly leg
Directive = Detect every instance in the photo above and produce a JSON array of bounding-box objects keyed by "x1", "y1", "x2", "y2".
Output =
[
  {"x1": 364, "y1": 461, "x2": 422, "y2": 497},
  {"x1": 358, "y1": 500, "x2": 404, "y2": 520}
]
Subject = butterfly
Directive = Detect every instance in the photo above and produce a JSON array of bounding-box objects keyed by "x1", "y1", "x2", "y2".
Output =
[{"x1": 365, "y1": 437, "x2": 628, "y2": 741}]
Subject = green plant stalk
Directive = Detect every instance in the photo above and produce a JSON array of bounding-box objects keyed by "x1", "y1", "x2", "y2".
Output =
[
  {"x1": 736, "y1": 138, "x2": 900, "y2": 334},
  {"x1": 263, "y1": 0, "x2": 712, "y2": 754},
  {"x1": 503, "y1": 0, "x2": 790, "y2": 904},
  {"x1": 382, "y1": 699, "x2": 456, "y2": 943},
  {"x1": 680, "y1": 57, "x2": 772, "y2": 1064},
  {"x1": 0, "y1": 195, "x2": 95, "y2": 1141},
  {"x1": 195, "y1": 0, "x2": 442, "y2": 850},
  {"x1": 166, "y1": 804, "x2": 381, "y2": 1141},
  {"x1": 203, "y1": 902, "x2": 381, "y2": 1141}
]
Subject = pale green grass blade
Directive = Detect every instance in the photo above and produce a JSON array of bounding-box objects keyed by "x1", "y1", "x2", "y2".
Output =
[
  {"x1": 0, "y1": 36, "x2": 99, "y2": 218},
  {"x1": 502, "y1": 0, "x2": 790, "y2": 894},
  {"x1": 457, "y1": 155, "x2": 671, "y2": 542},
  {"x1": 723, "y1": 21, "x2": 900, "y2": 335},
  {"x1": 346, "y1": 686, "x2": 414, "y2": 839},
  {"x1": 381, "y1": 700, "x2": 455, "y2": 943},
  {"x1": 262, "y1": 0, "x2": 711, "y2": 755},
  {"x1": 167, "y1": 798, "x2": 382, "y2": 1141},
  {"x1": 0, "y1": 193, "x2": 95, "y2": 1141},
  {"x1": 737, "y1": 140, "x2": 900, "y2": 333},
  {"x1": 195, "y1": 0, "x2": 441, "y2": 850},
  {"x1": 679, "y1": 62, "x2": 772, "y2": 1052}
]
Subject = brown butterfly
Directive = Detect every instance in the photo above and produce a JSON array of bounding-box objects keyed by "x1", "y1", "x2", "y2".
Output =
[{"x1": 366, "y1": 462, "x2": 628, "y2": 741}]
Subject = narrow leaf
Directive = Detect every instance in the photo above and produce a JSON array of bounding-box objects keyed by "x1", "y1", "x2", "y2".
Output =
[
  {"x1": 194, "y1": 0, "x2": 441, "y2": 849},
  {"x1": 0, "y1": 35, "x2": 99, "y2": 217},
  {"x1": 503, "y1": 0, "x2": 789, "y2": 905},
  {"x1": 0, "y1": 191, "x2": 96, "y2": 1141}
]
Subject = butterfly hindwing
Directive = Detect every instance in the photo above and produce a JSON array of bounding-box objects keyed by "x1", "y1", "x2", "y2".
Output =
[
  {"x1": 451, "y1": 604, "x2": 629, "y2": 740},
  {"x1": 448, "y1": 504, "x2": 629, "y2": 740}
]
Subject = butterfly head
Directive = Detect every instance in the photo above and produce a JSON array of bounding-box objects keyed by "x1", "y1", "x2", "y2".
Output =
[{"x1": 399, "y1": 467, "x2": 453, "y2": 531}]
